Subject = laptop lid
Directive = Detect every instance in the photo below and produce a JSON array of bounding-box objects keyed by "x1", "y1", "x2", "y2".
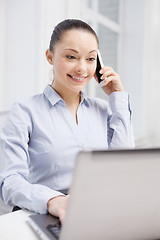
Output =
[{"x1": 60, "y1": 149, "x2": 160, "y2": 240}]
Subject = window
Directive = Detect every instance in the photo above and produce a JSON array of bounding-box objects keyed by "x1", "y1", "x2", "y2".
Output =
[{"x1": 98, "y1": 0, "x2": 120, "y2": 23}]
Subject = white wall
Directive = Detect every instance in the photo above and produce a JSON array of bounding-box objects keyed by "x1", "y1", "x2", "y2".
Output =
[{"x1": 1, "y1": 0, "x2": 40, "y2": 110}]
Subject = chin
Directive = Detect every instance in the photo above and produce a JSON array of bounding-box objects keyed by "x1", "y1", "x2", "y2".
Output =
[{"x1": 67, "y1": 81, "x2": 85, "y2": 91}]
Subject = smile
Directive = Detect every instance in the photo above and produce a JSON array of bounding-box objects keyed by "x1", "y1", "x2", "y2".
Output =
[{"x1": 67, "y1": 74, "x2": 87, "y2": 82}]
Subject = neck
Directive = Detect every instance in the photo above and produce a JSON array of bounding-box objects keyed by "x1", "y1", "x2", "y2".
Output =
[{"x1": 51, "y1": 82, "x2": 81, "y2": 108}]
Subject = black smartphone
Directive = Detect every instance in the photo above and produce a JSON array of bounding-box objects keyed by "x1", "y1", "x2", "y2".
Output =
[{"x1": 96, "y1": 50, "x2": 104, "y2": 83}]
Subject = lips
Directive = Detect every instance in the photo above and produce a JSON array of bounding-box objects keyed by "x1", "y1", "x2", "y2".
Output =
[{"x1": 67, "y1": 74, "x2": 87, "y2": 82}]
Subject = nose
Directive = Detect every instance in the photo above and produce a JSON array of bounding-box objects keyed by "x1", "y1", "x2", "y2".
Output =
[{"x1": 75, "y1": 59, "x2": 86, "y2": 73}]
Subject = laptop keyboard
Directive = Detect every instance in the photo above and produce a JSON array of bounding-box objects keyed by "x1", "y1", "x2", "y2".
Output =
[{"x1": 47, "y1": 220, "x2": 61, "y2": 239}]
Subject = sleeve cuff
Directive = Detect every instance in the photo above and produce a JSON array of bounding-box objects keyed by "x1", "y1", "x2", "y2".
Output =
[{"x1": 29, "y1": 189, "x2": 65, "y2": 214}]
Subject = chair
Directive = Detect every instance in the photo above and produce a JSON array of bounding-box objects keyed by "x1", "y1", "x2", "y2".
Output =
[{"x1": 0, "y1": 111, "x2": 12, "y2": 215}]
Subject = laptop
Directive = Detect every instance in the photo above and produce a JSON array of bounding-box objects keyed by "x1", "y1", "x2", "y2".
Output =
[{"x1": 27, "y1": 148, "x2": 160, "y2": 240}]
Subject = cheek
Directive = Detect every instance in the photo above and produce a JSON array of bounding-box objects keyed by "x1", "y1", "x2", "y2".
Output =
[
  {"x1": 55, "y1": 61, "x2": 70, "y2": 75},
  {"x1": 61, "y1": 60, "x2": 75, "y2": 73},
  {"x1": 89, "y1": 63, "x2": 97, "y2": 75}
]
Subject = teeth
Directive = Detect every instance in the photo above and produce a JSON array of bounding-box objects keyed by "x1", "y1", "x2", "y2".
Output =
[
  {"x1": 70, "y1": 75, "x2": 85, "y2": 80},
  {"x1": 74, "y1": 77, "x2": 84, "y2": 80}
]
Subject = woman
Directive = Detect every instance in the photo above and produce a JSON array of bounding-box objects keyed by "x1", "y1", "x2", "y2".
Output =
[{"x1": 0, "y1": 19, "x2": 134, "y2": 223}]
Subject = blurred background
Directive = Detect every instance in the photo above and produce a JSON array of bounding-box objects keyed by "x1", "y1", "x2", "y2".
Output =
[{"x1": 0, "y1": 0, "x2": 160, "y2": 148}]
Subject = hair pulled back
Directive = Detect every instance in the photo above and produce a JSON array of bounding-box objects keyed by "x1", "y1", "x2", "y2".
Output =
[{"x1": 49, "y1": 19, "x2": 99, "y2": 52}]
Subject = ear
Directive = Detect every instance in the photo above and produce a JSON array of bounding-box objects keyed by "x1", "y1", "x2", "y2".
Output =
[{"x1": 46, "y1": 49, "x2": 54, "y2": 65}]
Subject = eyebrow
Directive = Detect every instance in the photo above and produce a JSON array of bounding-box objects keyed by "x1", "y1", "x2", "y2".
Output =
[{"x1": 63, "y1": 48, "x2": 97, "y2": 54}]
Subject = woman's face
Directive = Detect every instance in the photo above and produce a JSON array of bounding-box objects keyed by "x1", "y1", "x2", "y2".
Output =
[{"x1": 50, "y1": 29, "x2": 98, "y2": 94}]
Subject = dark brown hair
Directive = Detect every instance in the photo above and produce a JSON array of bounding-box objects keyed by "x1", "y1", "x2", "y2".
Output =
[{"x1": 49, "y1": 19, "x2": 99, "y2": 52}]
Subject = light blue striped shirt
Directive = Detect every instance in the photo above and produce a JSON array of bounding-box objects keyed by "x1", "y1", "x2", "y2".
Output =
[{"x1": 0, "y1": 85, "x2": 134, "y2": 213}]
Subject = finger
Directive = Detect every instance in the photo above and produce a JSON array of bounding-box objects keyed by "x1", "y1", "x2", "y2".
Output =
[
  {"x1": 99, "y1": 75, "x2": 121, "y2": 88},
  {"x1": 100, "y1": 70, "x2": 113, "y2": 80},
  {"x1": 100, "y1": 66, "x2": 114, "y2": 74},
  {"x1": 59, "y1": 210, "x2": 66, "y2": 223},
  {"x1": 101, "y1": 70, "x2": 118, "y2": 80},
  {"x1": 99, "y1": 78, "x2": 110, "y2": 88},
  {"x1": 99, "y1": 76, "x2": 116, "y2": 86},
  {"x1": 106, "y1": 75, "x2": 120, "y2": 82}
]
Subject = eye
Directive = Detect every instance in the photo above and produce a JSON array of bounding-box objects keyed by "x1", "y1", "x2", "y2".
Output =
[
  {"x1": 66, "y1": 55, "x2": 76, "y2": 60},
  {"x1": 87, "y1": 57, "x2": 96, "y2": 62}
]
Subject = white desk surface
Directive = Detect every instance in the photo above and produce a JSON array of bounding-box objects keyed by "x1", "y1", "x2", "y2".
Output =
[{"x1": 0, "y1": 209, "x2": 39, "y2": 240}]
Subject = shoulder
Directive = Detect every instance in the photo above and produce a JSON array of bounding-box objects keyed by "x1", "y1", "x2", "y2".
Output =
[
  {"x1": 5, "y1": 92, "x2": 48, "y2": 129},
  {"x1": 1, "y1": 86, "x2": 53, "y2": 133},
  {"x1": 11, "y1": 91, "x2": 49, "y2": 114}
]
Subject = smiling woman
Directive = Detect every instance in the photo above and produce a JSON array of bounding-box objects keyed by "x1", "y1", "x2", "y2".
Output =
[{"x1": 0, "y1": 19, "x2": 134, "y2": 223}]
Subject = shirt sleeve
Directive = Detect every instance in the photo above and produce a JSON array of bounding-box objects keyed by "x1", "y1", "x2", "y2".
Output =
[
  {"x1": 0, "y1": 103, "x2": 64, "y2": 214},
  {"x1": 107, "y1": 91, "x2": 135, "y2": 149}
]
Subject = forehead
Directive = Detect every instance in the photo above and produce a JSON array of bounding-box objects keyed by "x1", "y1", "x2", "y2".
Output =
[{"x1": 57, "y1": 29, "x2": 98, "y2": 52}]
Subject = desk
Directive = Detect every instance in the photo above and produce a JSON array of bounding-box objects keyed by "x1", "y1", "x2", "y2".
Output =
[{"x1": 0, "y1": 210, "x2": 39, "y2": 240}]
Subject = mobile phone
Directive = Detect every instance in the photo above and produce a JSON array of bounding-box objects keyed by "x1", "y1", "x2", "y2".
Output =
[{"x1": 96, "y1": 50, "x2": 104, "y2": 83}]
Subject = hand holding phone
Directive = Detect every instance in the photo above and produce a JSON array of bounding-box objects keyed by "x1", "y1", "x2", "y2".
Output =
[
  {"x1": 96, "y1": 50, "x2": 104, "y2": 83},
  {"x1": 95, "y1": 50, "x2": 123, "y2": 94}
]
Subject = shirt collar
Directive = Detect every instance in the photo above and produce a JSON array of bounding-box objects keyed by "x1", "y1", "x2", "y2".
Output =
[
  {"x1": 43, "y1": 84, "x2": 90, "y2": 106},
  {"x1": 43, "y1": 85, "x2": 64, "y2": 106},
  {"x1": 80, "y1": 91, "x2": 89, "y2": 104}
]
